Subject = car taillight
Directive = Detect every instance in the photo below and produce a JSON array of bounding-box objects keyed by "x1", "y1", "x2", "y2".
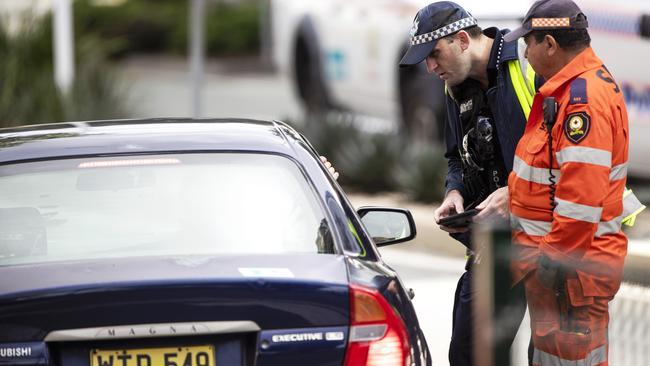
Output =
[{"x1": 344, "y1": 284, "x2": 411, "y2": 366}]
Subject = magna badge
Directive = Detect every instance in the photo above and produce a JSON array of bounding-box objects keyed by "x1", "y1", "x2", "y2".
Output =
[{"x1": 564, "y1": 112, "x2": 590, "y2": 144}]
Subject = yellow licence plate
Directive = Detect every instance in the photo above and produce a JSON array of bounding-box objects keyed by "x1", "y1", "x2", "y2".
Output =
[{"x1": 90, "y1": 345, "x2": 215, "y2": 366}]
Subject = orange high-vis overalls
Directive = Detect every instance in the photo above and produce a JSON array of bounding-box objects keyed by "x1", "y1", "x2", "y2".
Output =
[{"x1": 508, "y1": 47, "x2": 628, "y2": 366}]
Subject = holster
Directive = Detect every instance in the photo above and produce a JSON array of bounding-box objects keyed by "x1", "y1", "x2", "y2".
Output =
[
  {"x1": 538, "y1": 256, "x2": 586, "y2": 334},
  {"x1": 461, "y1": 167, "x2": 489, "y2": 209}
]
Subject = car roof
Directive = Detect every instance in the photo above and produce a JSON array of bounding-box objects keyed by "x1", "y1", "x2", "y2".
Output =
[{"x1": 0, "y1": 118, "x2": 308, "y2": 164}]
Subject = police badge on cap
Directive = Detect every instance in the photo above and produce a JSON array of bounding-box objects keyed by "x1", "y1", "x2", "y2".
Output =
[
  {"x1": 410, "y1": 17, "x2": 420, "y2": 38},
  {"x1": 399, "y1": 1, "x2": 478, "y2": 67}
]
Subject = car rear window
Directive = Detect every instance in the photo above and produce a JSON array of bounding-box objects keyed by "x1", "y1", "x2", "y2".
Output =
[{"x1": 0, "y1": 153, "x2": 334, "y2": 266}]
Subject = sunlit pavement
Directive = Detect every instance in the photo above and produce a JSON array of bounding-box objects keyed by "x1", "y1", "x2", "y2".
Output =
[
  {"x1": 378, "y1": 246, "x2": 464, "y2": 365},
  {"x1": 380, "y1": 247, "x2": 535, "y2": 366}
]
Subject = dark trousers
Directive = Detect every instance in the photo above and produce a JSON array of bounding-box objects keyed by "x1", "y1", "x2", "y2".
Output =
[
  {"x1": 447, "y1": 230, "x2": 530, "y2": 366},
  {"x1": 449, "y1": 270, "x2": 474, "y2": 366}
]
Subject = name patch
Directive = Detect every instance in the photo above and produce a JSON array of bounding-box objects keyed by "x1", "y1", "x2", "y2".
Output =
[{"x1": 459, "y1": 99, "x2": 473, "y2": 114}]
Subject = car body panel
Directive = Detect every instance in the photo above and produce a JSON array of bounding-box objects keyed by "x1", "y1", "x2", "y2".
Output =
[
  {"x1": 0, "y1": 118, "x2": 430, "y2": 365},
  {"x1": 0, "y1": 119, "x2": 295, "y2": 163},
  {"x1": 0, "y1": 255, "x2": 349, "y2": 342}
]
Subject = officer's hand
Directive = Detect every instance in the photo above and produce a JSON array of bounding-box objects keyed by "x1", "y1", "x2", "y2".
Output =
[
  {"x1": 434, "y1": 190, "x2": 468, "y2": 233},
  {"x1": 320, "y1": 156, "x2": 339, "y2": 180},
  {"x1": 473, "y1": 187, "x2": 509, "y2": 222},
  {"x1": 537, "y1": 255, "x2": 562, "y2": 289}
]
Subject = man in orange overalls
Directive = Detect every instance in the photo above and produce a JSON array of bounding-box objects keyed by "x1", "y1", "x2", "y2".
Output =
[{"x1": 503, "y1": 0, "x2": 629, "y2": 364}]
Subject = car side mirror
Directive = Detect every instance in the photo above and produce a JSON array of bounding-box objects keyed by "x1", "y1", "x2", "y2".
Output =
[{"x1": 357, "y1": 207, "x2": 416, "y2": 247}]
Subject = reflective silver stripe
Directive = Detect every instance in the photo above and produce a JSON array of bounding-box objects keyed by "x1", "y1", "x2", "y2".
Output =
[
  {"x1": 512, "y1": 213, "x2": 621, "y2": 237},
  {"x1": 595, "y1": 216, "x2": 623, "y2": 236},
  {"x1": 512, "y1": 207, "x2": 622, "y2": 237},
  {"x1": 511, "y1": 215, "x2": 551, "y2": 236},
  {"x1": 610, "y1": 163, "x2": 628, "y2": 181},
  {"x1": 556, "y1": 147, "x2": 611, "y2": 168},
  {"x1": 513, "y1": 156, "x2": 560, "y2": 185},
  {"x1": 533, "y1": 345, "x2": 607, "y2": 366},
  {"x1": 512, "y1": 215, "x2": 619, "y2": 237},
  {"x1": 623, "y1": 190, "x2": 644, "y2": 218},
  {"x1": 515, "y1": 155, "x2": 624, "y2": 183},
  {"x1": 555, "y1": 198, "x2": 602, "y2": 223}
]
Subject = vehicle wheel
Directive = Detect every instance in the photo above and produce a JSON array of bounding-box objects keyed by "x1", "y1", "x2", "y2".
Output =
[
  {"x1": 294, "y1": 33, "x2": 332, "y2": 115},
  {"x1": 400, "y1": 73, "x2": 446, "y2": 143}
]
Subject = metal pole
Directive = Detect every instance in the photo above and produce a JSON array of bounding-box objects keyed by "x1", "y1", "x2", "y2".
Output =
[
  {"x1": 189, "y1": 0, "x2": 206, "y2": 118},
  {"x1": 259, "y1": 0, "x2": 272, "y2": 68},
  {"x1": 473, "y1": 219, "x2": 513, "y2": 366},
  {"x1": 52, "y1": 0, "x2": 75, "y2": 94}
]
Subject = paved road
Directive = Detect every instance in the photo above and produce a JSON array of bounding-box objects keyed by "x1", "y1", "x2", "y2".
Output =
[
  {"x1": 379, "y1": 246, "x2": 464, "y2": 364},
  {"x1": 120, "y1": 57, "x2": 303, "y2": 123},
  {"x1": 380, "y1": 247, "x2": 535, "y2": 366}
]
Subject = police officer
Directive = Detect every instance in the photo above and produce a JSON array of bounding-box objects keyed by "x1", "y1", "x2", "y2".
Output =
[
  {"x1": 505, "y1": 1, "x2": 638, "y2": 364},
  {"x1": 399, "y1": 2, "x2": 535, "y2": 365}
]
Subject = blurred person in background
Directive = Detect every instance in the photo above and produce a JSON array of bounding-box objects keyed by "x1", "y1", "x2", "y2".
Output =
[
  {"x1": 504, "y1": 0, "x2": 639, "y2": 364},
  {"x1": 399, "y1": 1, "x2": 537, "y2": 364}
]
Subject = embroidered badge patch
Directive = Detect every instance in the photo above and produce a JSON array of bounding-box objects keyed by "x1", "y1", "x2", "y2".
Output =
[{"x1": 563, "y1": 112, "x2": 590, "y2": 144}]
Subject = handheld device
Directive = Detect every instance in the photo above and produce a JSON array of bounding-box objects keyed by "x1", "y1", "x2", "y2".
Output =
[{"x1": 439, "y1": 209, "x2": 479, "y2": 228}]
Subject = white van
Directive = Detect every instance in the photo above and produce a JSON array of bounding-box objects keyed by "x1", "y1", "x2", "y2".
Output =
[
  {"x1": 269, "y1": 0, "x2": 650, "y2": 178},
  {"x1": 269, "y1": 0, "x2": 527, "y2": 136},
  {"x1": 579, "y1": 0, "x2": 650, "y2": 177}
]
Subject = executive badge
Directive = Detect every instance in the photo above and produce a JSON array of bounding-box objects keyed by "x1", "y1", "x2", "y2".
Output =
[{"x1": 563, "y1": 112, "x2": 590, "y2": 144}]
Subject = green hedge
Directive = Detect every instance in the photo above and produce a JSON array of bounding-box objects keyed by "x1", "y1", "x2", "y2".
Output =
[
  {"x1": 0, "y1": 15, "x2": 129, "y2": 127},
  {"x1": 290, "y1": 114, "x2": 447, "y2": 202},
  {"x1": 74, "y1": 0, "x2": 260, "y2": 58}
]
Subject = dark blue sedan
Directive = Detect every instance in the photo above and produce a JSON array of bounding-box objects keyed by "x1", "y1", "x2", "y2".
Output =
[{"x1": 0, "y1": 119, "x2": 430, "y2": 366}]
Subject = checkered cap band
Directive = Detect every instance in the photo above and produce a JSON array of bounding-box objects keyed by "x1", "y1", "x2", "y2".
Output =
[
  {"x1": 532, "y1": 17, "x2": 571, "y2": 29},
  {"x1": 410, "y1": 17, "x2": 478, "y2": 45}
]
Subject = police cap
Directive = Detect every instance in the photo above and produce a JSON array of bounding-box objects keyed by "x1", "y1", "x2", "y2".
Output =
[
  {"x1": 399, "y1": 1, "x2": 478, "y2": 68},
  {"x1": 503, "y1": 0, "x2": 589, "y2": 42}
]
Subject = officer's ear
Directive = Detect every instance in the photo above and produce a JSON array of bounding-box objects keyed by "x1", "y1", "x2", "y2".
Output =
[
  {"x1": 544, "y1": 34, "x2": 559, "y2": 56},
  {"x1": 456, "y1": 30, "x2": 470, "y2": 51}
]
